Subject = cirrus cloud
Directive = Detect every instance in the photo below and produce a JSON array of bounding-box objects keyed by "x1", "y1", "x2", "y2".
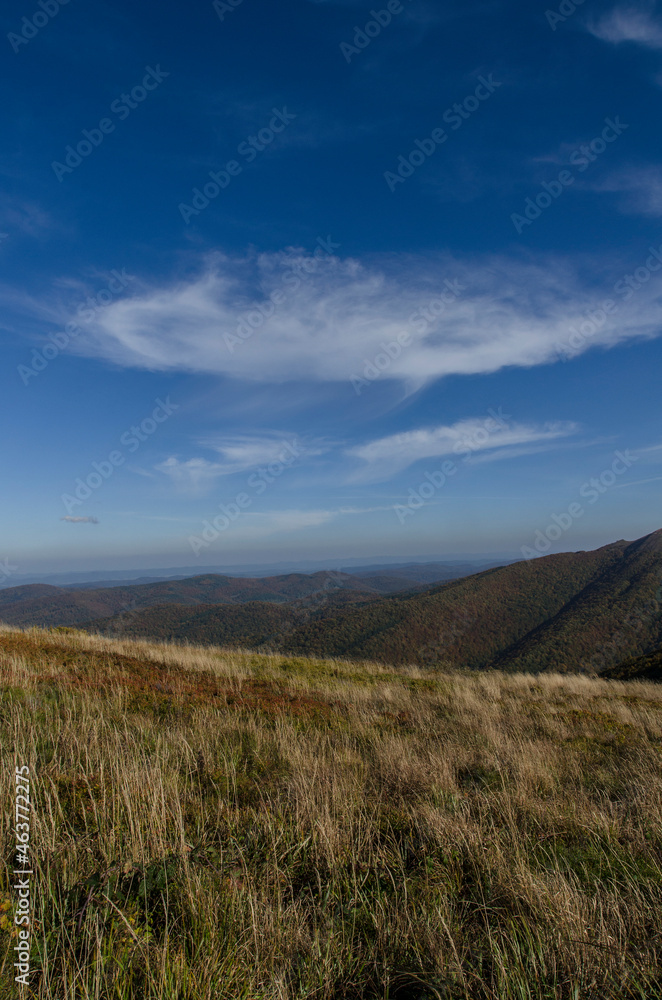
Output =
[
  {"x1": 155, "y1": 434, "x2": 320, "y2": 494},
  {"x1": 594, "y1": 165, "x2": 662, "y2": 216},
  {"x1": 587, "y1": 4, "x2": 662, "y2": 49},
  {"x1": 347, "y1": 419, "x2": 579, "y2": 482},
  {"x1": 50, "y1": 249, "x2": 662, "y2": 388}
]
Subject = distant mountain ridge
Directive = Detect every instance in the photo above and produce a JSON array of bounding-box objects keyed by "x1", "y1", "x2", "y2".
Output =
[
  {"x1": 82, "y1": 530, "x2": 662, "y2": 674},
  {"x1": 0, "y1": 558, "x2": 510, "y2": 590},
  {"x1": 0, "y1": 567, "x2": 453, "y2": 630},
  {"x1": 0, "y1": 560, "x2": 510, "y2": 629},
  {"x1": 3, "y1": 532, "x2": 661, "y2": 674}
]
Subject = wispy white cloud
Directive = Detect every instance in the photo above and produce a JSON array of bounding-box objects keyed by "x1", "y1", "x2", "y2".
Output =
[
  {"x1": 198, "y1": 505, "x2": 394, "y2": 541},
  {"x1": 61, "y1": 516, "x2": 99, "y2": 524},
  {"x1": 347, "y1": 419, "x2": 578, "y2": 482},
  {"x1": 114, "y1": 512, "x2": 200, "y2": 522},
  {"x1": 200, "y1": 508, "x2": 337, "y2": 542},
  {"x1": 156, "y1": 434, "x2": 315, "y2": 493},
  {"x1": 636, "y1": 441, "x2": 662, "y2": 462},
  {"x1": 242, "y1": 509, "x2": 336, "y2": 532},
  {"x1": 466, "y1": 442, "x2": 572, "y2": 465},
  {"x1": 202, "y1": 434, "x2": 318, "y2": 471},
  {"x1": 48, "y1": 250, "x2": 662, "y2": 387},
  {"x1": 613, "y1": 475, "x2": 662, "y2": 487},
  {"x1": 155, "y1": 457, "x2": 230, "y2": 492},
  {"x1": 588, "y1": 4, "x2": 662, "y2": 48},
  {"x1": 0, "y1": 197, "x2": 59, "y2": 239},
  {"x1": 594, "y1": 165, "x2": 662, "y2": 216}
]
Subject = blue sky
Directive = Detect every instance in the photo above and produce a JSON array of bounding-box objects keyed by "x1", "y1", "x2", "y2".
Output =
[{"x1": 2, "y1": 0, "x2": 662, "y2": 576}]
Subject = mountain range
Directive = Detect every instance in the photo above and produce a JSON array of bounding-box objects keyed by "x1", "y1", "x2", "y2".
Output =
[
  {"x1": 0, "y1": 561, "x2": 503, "y2": 629},
  {"x1": 0, "y1": 558, "x2": 508, "y2": 589},
  {"x1": 2, "y1": 532, "x2": 661, "y2": 674}
]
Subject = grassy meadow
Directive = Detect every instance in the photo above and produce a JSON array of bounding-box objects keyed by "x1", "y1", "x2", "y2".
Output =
[{"x1": 1, "y1": 624, "x2": 662, "y2": 998}]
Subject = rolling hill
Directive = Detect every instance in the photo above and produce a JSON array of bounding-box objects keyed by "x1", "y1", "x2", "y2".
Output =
[
  {"x1": 86, "y1": 601, "x2": 300, "y2": 646},
  {"x1": 82, "y1": 530, "x2": 662, "y2": 674},
  {"x1": 604, "y1": 646, "x2": 662, "y2": 682},
  {"x1": 277, "y1": 530, "x2": 662, "y2": 672},
  {"x1": 2, "y1": 626, "x2": 661, "y2": 996},
  {"x1": 0, "y1": 558, "x2": 509, "y2": 590},
  {"x1": 0, "y1": 570, "x2": 399, "y2": 629}
]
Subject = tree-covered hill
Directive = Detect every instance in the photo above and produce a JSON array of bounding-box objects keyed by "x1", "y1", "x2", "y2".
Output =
[
  {"x1": 0, "y1": 570, "x2": 397, "y2": 628},
  {"x1": 603, "y1": 646, "x2": 662, "y2": 682},
  {"x1": 81, "y1": 530, "x2": 662, "y2": 674}
]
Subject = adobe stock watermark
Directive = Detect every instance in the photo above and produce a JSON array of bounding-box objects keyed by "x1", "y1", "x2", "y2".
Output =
[
  {"x1": 297, "y1": 570, "x2": 349, "y2": 612},
  {"x1": 61, "y1": 398, "x2": 178, "y2": 515},
  {"x1": 0, "y1": 558, "x2": 19, "y2": 586},
  {"x1": 224, "y1": 236, "x2": 340, "y2": 353},
  {"x1": 520, "y1": 449, "x2": 638, "y2": 559},
  {"x1": 340, "y1": 0, "x2": 413, "y2": 63},
  {"x1": 51, "y1": 66, "x2": 170, "y2": 181},
  {"x1": 8, "y1": 0, "x2": 71, "y2": 54},
  {"x1": 18, "y1": 269, "x2": 134, "y2": 385},
  {"x1": 213, "y1": 0, "x2": 245, "y2": 21},
  {"x1": 13, "y1": 765, "x2": 33, "y2": 987},
  {"x1": 350, "y1": 279, "x2": 465, "y2": 395},
  {"x1": 418, "y1": 607, "x2": 478, "y2": 666},
  {"x1": 188, "y1": 440, "x2": 301, "y2": 555},
  {"x1": 511, "y1": 116, "x2": 628, "y2": 234},
  {"x1": 179, "y1": 107, "x2": 297, "y2": 224},
  {"x1": 99, "y1": 595, "x2": 145, "y2": 638},
  {"x1": 546, "y1": 0, "x2": 587, "y2": 31},
  {"x1": 555, "y1": 243, "x2": 662, "y2": 361},
  {"x1": 384, "y1": 75, "x2": 501, "y2": 193},
  {"x1": 394, "y1": 408, "x2": 512, "y2": 524}
]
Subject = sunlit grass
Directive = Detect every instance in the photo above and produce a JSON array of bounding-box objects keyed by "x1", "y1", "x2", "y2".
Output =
[{"x1": 1, "y1": 625, "x2": 662, "y2": 998}]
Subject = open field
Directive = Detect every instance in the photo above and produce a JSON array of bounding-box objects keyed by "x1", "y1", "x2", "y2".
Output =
[{"x1": 2, "y1": 625, "x2": 662, "y2": 998}]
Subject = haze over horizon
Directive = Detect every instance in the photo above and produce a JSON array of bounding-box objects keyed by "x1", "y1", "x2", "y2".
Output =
[{"x1": 2, "y1": 0, "x2": 662, "y2": 579}]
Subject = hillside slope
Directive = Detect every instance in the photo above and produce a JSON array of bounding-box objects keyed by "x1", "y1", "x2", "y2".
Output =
[
  {"x1": 603, "y1": 646, "x2": 662, "y2": 682},
  {"x1": 0, "y1": 570, "x2": 396, "y2": 628},
  {"x1": 1, "y1": 625, "x2": 661, "y2": 998},
  {"x1": 491, "y1": 530, "x2": 662, "y2": 673},
  {"x1": 281, "y1": 532, "x2": 662, "y2": 671},
  {"x1": 83, "y1": 531, "x2": 662, "y2": 673},
  {"x1": 86, "y1": 601, "x2": 301, "y2": 646},
  {"x1": 84, "y1": 586, "x2": 383, "y2": 645},
  {"x1": 0, "y1": 583, "x2": 126, "y2": 629}
]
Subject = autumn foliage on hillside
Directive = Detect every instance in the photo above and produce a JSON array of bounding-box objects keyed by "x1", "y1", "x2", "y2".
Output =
[{"x1": 74, "y1": 532, "x2": 662, "y2": 676}]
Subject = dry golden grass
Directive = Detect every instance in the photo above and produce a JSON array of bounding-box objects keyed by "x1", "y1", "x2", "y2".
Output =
[{"x1": 1, "y1": 625, "x2": 662, "y2": 999}]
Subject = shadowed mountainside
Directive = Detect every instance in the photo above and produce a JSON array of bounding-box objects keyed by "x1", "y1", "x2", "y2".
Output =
[{"x1": 604, "y1": 646, "x2": 662, "y2": 682}]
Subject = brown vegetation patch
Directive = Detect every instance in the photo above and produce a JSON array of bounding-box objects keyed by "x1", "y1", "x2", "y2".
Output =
[
  {"x1": 0, "y1": 629, "x2": 340, "y2": 721},
  {"x1": 226, "y1": 678, "x2": 340, "y2": 719}
]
